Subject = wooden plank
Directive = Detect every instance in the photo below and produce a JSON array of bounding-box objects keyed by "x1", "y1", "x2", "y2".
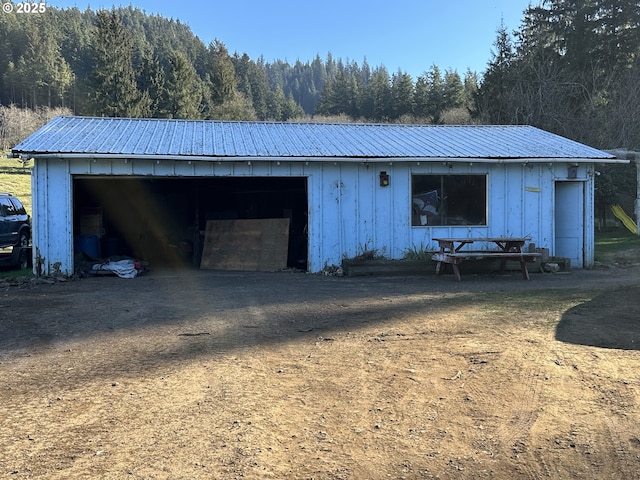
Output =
[
  {"x1": 433, "y1": 251, "x2": 540, "y2": 262},
  {"x1": 200, "y1": 218, "x2": 290, "y2": 271},
  {"x1": 432, "y1": 251, "x2": 541, "y2": 281}
]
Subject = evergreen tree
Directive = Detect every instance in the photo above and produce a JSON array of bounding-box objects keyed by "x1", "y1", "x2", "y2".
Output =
[
  {"x1": 267, "y1": 85, "x2": 286, "y2": 121},
  {"x1": 3, "y1": 16, "x2": 72, "y2": 109},
  {"x1": 413, "y1": 74, "x2": 430, "y2": 119},
  {"x1": 476, "y1": 0, "x2": 640, "y2": 149},
  {"x1": 282, "y1": 92, "x2": 305, "y2": 121},
  {"x1": 210, "y1": 92, "x2": 257, "y2": 121},
  {"x1": 91, "y1": 10, "x2": 144, "y2": 117},
  {"x1": 390, "y1": 71, "x2": 415, "y2": 119},
  {"x1": 164, "y1": 50, "x2": 202, "y2": 119},
  {"x1": 476, "y1": 24, "x2": 516, "y2": 124},
  {"x1": 424, "y1": 65, "x2": 445, "y2": 124},
  {"x1": 137, "y1": 47, "x2": 167, "y2": 117},
  {"x1": 233, "y1": 53, "x2": 253, "y2": 101},
  {"x1": 310, "y1": 54, "x2": 328, "y2": 111},
  {"x1": 56, "y1": 7, "x2": 95, "y2": 113},
  {"x1": 361, "y1": 67, "x2": 391, "y2": 121},
  {"x1": 247, "y1": 57, "x2": 271, "y2": 120},
  {"x1": 443, "y1": 70, "x2": 464, "y2": 111},
  {"x1": 207, "y1": 40, "x2": 237, "y2": 107},
  {"x1": 315, "y1": 69, "x2": 359, "y2": 118},
  {"x1": 462, "y1": 69, "x2": 479, "y2": 114}
]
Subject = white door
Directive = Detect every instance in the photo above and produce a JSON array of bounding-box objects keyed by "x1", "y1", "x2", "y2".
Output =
[{"x1": 555, "y1": 181, "x2": 584, "y2": 268}]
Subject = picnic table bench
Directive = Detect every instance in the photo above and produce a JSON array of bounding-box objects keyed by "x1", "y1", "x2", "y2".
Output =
[{"x1": 432, "y1": 237, "x2": 541, "y2": 281}]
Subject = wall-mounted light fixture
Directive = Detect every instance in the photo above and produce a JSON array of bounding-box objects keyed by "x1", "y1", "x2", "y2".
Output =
[
  {"x1": 379, "y1": 171, "x2": 390, "y2": 187},
  {"x1": 567, "y1": 165, "x2": 578, "y2": 179}
]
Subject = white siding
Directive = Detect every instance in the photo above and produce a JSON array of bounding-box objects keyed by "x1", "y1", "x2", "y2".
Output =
[
  {"x1": 33, "y1": 157, "x2": 595, "y2": 275},
  {"x1": 32, "y1": 159, "x2": 73, "y2": 275}
]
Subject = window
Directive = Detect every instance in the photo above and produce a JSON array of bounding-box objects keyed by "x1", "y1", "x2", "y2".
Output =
[
  {"x1": 412, "y1": 174, "x2": 487, "y2": 226},
  {"x1": 0, "y1": 197, "x2": 16, "y2": 216}
]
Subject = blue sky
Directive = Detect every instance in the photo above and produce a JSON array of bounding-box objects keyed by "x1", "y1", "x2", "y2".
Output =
[{"x1": 51, "y1": 0, "x2": 534, "y2": 78}]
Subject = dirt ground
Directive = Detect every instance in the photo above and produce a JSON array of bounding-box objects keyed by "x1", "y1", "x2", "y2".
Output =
[{"x1": 1, "y1": 254, "x2": 640, "y2": 479}]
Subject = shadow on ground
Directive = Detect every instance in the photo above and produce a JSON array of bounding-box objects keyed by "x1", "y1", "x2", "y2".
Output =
[{"x1": 556, "y1": 285, "x2": 640, "y2": 350}]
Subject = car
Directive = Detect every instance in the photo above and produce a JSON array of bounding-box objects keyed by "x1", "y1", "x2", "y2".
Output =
[{"x1": 0, "y1": 193, "x2": 30, "y2": 249}]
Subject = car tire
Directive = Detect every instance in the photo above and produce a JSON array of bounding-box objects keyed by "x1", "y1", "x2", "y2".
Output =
[
  {"x1": 18, "y1": 248, "x2": 28, "y2": 270},
  {"x1": 16, "y1": 231, "x2": 29, "y2": 248}
]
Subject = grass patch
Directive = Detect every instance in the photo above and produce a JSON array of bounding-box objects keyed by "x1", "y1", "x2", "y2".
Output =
[
  {"x1": 595, "y1": 228, "x2": 640, "y2": 263},
  {"x1": 473, "y1": 289, "x2": 599, "y2": 327},
  {"x1": 0, "y1": 153, "x2": 32, "y2": 217},
  {"x1": 403, "y1": 242, "x2": 434, "y2": 261},
  {"x1": 0, "y1": 267, "x2": 32, "y2": 279}
]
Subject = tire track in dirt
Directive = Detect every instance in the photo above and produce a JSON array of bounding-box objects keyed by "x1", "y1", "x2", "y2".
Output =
[
  {"x1": 588, "y1": 352, "x2": 640, "y2": 479},
  {"x1": 448, "y1": 320, "x2": 550, "y2": 479},
  {"x1": 2, "y1": 269, "x2": 640, "y2": 479}
]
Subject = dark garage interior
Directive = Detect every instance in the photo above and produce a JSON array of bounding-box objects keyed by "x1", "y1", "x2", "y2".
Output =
[{"x1": 72, "y1": 176, "x2": 308, "y2": 270}]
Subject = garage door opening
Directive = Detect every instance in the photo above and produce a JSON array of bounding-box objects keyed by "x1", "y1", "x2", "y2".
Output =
[{"x1": 73, "y1": 176, "x2": 308, "y2": 271}]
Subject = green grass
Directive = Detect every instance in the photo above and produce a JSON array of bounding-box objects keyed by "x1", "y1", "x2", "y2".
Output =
[
  {"x1": 403, "y1": 242, "x2": 434, "y2": 261},
  {"x1": 0, "y1": 266, "x2": 32, "y2": 279},
  {"x1": 0, "y1": 153, "x2": 32, "y2": 216},
  {"x1": 0, "y1": 154, "x2": 33, "y2": 278},
  {"x1": 595, "y1": 228, "x2": 640, "y2": 257}
]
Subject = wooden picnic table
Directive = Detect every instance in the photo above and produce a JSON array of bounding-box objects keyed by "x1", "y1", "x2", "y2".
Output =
[{"x1": 432, "y1": 237, "x2": 541, "y2": 281}]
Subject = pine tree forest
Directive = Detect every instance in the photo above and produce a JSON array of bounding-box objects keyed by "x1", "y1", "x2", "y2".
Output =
[{"x1": 0, "y1": 1, "x2": 639, "y2": 156}]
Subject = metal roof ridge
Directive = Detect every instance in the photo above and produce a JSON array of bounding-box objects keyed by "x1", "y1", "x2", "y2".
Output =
[{"x1": 59, "y1": 115, "x2": 538, "y2": 129}]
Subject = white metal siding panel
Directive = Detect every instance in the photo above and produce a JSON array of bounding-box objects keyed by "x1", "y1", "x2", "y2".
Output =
[
  {"x1": 584, "y1": 175, "x2": 596, "y2": 268},
  {"x1": 306, "y1": 171, "x2": 321, "y2": 271},
  {"x1": 376, "y1": 165, "x2": 397, "y2": 257},
  {"x1": 503, "y1": 166, "x2": 525, "y2": 238},
  {"x1": 318, "y1": 166, "x2": 341, "y2": 268},
  {"x1": 174, "y1": 161, "x2": 196, "y2": 176},
  {"x1": 388, "y1": 164, "x2": 408, "y2": 259},
  {"x1": 33, "y1": 159, "x2": 74, "y2": 276},
  {"x1": 338, "y1": 165, "x2": 357, "y2": 259},
  {"x1": 523, "y1": 166, "x2": 544, "y2": 246},
  {"x1": 356, "y1": 166, "x2": 376, "y2": 255},
  {"x1": 541, "y1": 165, "x2": 557, "y2": 250},
  {"x1": 31, "y1": 153, "x2": 594, "y2": 276}
]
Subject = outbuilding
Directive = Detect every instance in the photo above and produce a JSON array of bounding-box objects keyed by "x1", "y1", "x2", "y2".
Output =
[{"x1": 12, "y1": 116, "x2": 623, "y2": 276}]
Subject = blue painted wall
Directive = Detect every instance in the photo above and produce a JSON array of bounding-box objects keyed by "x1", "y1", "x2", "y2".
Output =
[{"x1": 32, "y1": 157, "x2": 595, "y2": 275}]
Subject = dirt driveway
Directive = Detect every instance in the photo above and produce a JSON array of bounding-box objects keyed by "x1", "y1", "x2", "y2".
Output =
[{"x1": 1, "y1": 262, "x2": 640, "y2": 479}]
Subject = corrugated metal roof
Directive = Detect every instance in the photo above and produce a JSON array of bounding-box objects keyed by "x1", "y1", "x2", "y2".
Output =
[{"x1": 12, "y1": 116, "x2": 616, "y2": 161}]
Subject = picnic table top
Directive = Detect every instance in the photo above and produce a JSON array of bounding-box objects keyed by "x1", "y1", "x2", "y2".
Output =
[
  {"x1": 433, "y1": 237, "x2": 531, "y2": 243},
  {"x1": 433, "y1": 251, "x2": 541, "y2": 257}
]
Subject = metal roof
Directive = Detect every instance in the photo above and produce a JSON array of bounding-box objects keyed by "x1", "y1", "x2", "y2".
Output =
[{"x1": 12, "y1": 116, "x2": 617, "y2": 162}]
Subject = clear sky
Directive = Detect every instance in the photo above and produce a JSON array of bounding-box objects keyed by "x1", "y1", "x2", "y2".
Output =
[{"x1": 51, "y1": 0, "x2": 535, "y2": 79}]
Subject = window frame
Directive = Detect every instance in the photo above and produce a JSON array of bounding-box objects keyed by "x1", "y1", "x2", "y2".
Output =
[{"x1": 411, "y1": 173, "x2": 488, "y2": 227}]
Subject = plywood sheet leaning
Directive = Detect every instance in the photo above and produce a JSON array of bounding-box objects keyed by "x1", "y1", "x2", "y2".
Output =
[{"x1": 200, "y1": 218, "x2": 290, "y2": 271}]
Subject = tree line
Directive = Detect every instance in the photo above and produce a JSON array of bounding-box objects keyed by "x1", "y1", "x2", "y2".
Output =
[
  {"x1": 2, "y1": 1, "x2": 638, "y2": 151},
  {"x1": 0, "y1": 1, "x2": 638, "y2": 218},
  {"x1": 478, "y1": 0, "x2": 640, "y2": 151},
  {"x1": 0, "y1": 5, "x2": 480, "y2": 124},
  {"x1": 1, "y1": 3, "x2": 639, "y2": 145},
  {"x1": 0, "y1": 6, "x2": 301, "y2": 121}
]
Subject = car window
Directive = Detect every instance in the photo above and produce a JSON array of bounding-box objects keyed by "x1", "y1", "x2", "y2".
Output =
[
  {"x1": 0, "y1": 197, "x2": 15, "y2": 216},
  {"x1": 9, "y1": 197, "x2": 26, "y2": 215}
]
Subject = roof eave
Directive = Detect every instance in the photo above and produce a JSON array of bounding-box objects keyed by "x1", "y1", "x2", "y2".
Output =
[{"x1": 14, "y1": 152, "x2": 622, "y2": 163}]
